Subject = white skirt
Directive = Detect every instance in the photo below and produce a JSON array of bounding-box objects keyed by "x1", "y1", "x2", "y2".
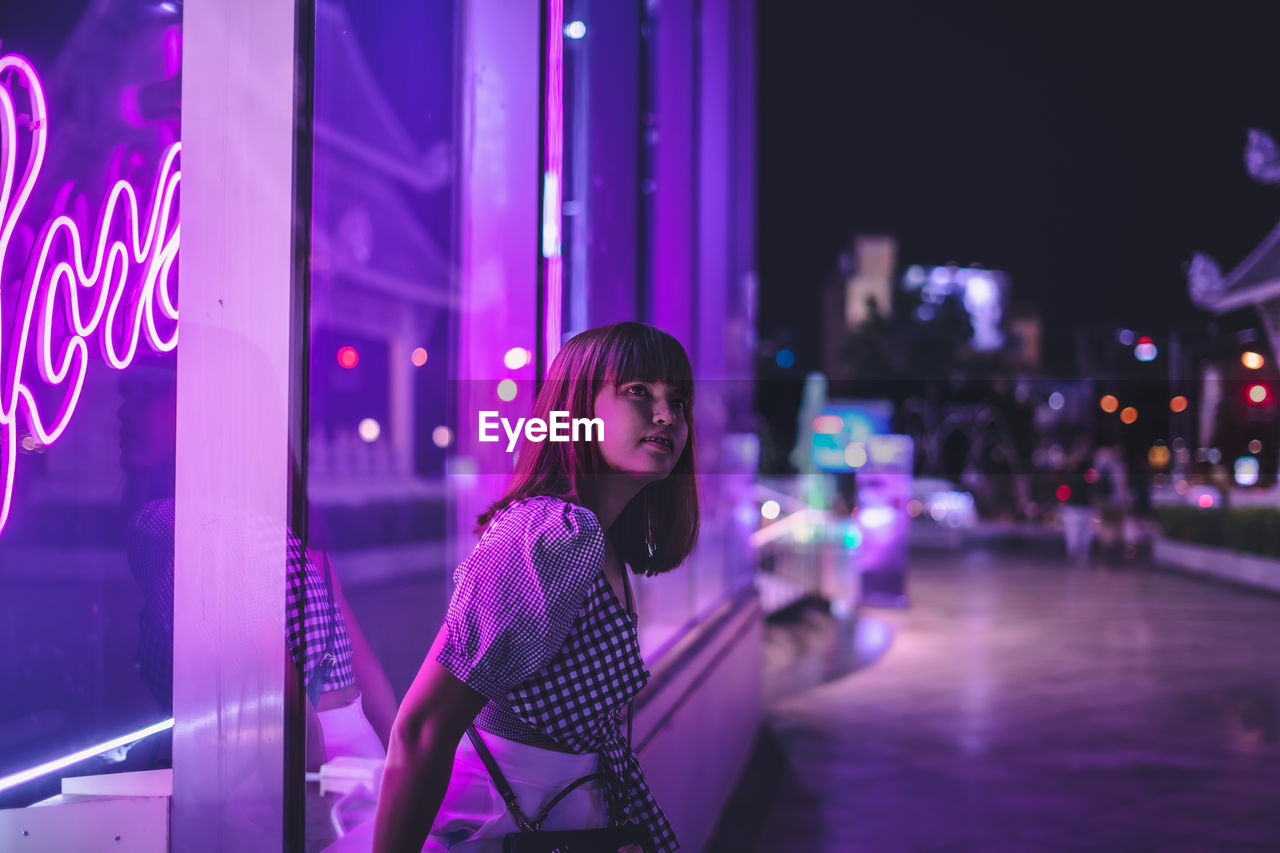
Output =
[{"x1": 426, "y1": 729, "x2": 608, "y2": 852}]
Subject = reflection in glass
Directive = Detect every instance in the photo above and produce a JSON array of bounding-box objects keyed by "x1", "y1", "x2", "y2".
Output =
[
  {"x1": 0, "y1": 2, "x2": 183, "y2": 808},
  {"x1": 304, "y1": 0, "x2": 460, "y2": 845}
]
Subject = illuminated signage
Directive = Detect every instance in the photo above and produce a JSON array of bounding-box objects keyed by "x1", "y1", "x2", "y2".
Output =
[{"x1": 0, "y1": 53, "x2": 181, "y2": 534}]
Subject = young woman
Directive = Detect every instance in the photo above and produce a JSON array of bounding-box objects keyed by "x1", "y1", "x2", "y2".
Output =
[{"x1": 373, "y1": 322, "x2": 698, "y2": 853}]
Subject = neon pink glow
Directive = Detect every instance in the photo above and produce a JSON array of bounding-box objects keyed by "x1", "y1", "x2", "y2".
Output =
[
  {"x1": 0, "y1": 53, "x2": 180, "y2": 535},
  {"x1": 541, "y1": 0, "x2": 564, "y2": 370},
  {"x1": 163, "y1": 26, "x2": 183, "y2": 79}
]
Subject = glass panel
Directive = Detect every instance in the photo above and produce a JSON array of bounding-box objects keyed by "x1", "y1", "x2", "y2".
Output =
[
  {"x1": 629, "y1": 0, "x2": 758, "y2": 656},
  {"x1": 559, "y1": 0, "x2": 642, "y2": 340},
  {"x1": 302, "y1": 1, "x2": 460, "y2": 846},
  {"x1": 0, "y1": 4, "x2": 182, "y2": 808}
]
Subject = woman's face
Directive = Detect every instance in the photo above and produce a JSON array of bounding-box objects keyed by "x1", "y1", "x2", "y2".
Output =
[{"x1": 592, "y1": 380, "x2": 689, "y2": 483}]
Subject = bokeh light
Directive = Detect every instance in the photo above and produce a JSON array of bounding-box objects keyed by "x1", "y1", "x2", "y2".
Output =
[
  {"x1": 337, "y1": 346, "x2": 359, "y2": 369},
  {"x1": 844, "y1": 442, "x2": 868, "y2": 468},
  {"x1": 776, "y1": 348, "x2": 795, "y2": 369},
  {"x1": 1148, "y1": 445, "x2": 1170, "y2": 468},
  {"x1": 564, "y1": 20, "x2": 586, "y2": 38},
  {"x1": 813, "y1": 415, "x2": 842, "y2": 434},
  {"x1": 760, "y1": 500, "x2": 780, "y2": 520},
  {"x1": 432, "y1": 425, "x2": 453, "y2": 448},
  {"x1": 1048, "y1": 392, "x2": 1064, "y2": 410},
  {"x1": 1235, "y1": 456, "x2": 1260, "y2": 487},
  {"x1": 1120, "y1": 406, "x2": 1138, "y2": 424},
  {"x1": 1100, "y1": 394, "x2": 1119, "y2": 413},
  {"x1": 504, "y1": 347, "x2": 531, "y2": 370},
  {"x1": 1169, "y1": 395, "x2": 1187, "y2": 413},
  {"x1": 1056, "y1": 484, "x2": 1071, "y2": 502},
  {"x1": 358, "y1": 418, "x2": 380, "y2": 442},
  {"x1": 411, "y1": 347, "x2": 428, "y2": 367},
  {"x1": 1249, "y1": 439, "x2": 1262, "y2": 454},
  {"x1": 1242, "y1": 351, "x2": 1265, "y2": 370},
  {"x1": 1248, "y1": 383, "x2": 1269, "y2": 404},
  {"x1": 497, "y1": 379, "x2": 518, "y2": 402}
]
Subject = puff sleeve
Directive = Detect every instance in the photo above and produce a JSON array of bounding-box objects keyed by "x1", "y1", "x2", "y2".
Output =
[{"x1": 435, "y1": 496, "x2": 606, "y2": 702}]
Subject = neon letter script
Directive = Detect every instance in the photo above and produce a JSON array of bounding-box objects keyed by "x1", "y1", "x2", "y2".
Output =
[{"x1": 0, "y1": 52, "x2": 180, "y2": 534}]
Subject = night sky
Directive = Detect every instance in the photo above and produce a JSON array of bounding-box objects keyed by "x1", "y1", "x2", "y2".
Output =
[{"x1": 757, "y1": 1, "x2": 1280, "y2": 374}]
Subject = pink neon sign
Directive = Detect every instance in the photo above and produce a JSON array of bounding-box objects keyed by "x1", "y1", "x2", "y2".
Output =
[{"x1": 0, "y1": 52, "x2": 180, "y2": 535}]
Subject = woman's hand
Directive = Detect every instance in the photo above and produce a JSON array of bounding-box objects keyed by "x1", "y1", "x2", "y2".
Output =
[{"x1": 371, "y1": 622, "x2": 488, "y2": 853}]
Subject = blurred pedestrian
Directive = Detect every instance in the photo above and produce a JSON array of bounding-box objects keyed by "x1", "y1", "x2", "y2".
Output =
[{"x1": 1060, "y1": 440, "x2": 1096, "y2": 561}]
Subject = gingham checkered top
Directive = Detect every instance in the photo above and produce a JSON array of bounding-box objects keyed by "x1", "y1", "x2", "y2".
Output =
[
  {"x1": 437, "y1": 495, "x2": 678, "y2": 853},
  {"x1": 125, "y1": 498, "x2": 357, "y2": 712}
]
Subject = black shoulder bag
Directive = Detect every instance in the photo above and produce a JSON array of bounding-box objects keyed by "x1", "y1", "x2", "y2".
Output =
[{"x1": 464, "y1": 574, "x2": 652, "y2": 853}]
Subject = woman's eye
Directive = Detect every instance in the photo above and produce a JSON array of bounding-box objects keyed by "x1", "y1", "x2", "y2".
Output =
[{"x1": 627, "y1": 385, "x2": 686, "y2": 412}]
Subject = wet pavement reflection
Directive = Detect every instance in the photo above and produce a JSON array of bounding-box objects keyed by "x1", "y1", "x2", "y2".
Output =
[{"x1": 711, "y1": 549, "x2": 1280, "y2": 851}]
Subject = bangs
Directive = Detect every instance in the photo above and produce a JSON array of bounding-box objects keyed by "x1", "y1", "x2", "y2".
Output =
[{"x1": 603, "y1": 325, "x2": 695, "y2": 403}]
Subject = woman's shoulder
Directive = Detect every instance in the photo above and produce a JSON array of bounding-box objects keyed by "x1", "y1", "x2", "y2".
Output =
[
  {"x1": 485, "y1": 494, "x2": 603, "y2": 545},
  {"x1": 453, "y1": 495, "x2": 606, "y2": 619}
]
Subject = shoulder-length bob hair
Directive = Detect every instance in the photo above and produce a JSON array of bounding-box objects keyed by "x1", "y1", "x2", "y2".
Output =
[{"x1": 476, "y1": 322, "x2": 699, "y2": 575}]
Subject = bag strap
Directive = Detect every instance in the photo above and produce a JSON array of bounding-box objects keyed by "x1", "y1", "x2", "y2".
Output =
[
  {"x1": 465, "y1": 561, "x2": 641, "y2": 833},
  {"x1": 465, "y1": 726, "x2": 536, "y2": 830},
  {"x1": 466, "y1": 726, "x2": 610, "y2": 832},
  {"x1": 623, "y1": 572, "x2": 635, "y2": 749}
]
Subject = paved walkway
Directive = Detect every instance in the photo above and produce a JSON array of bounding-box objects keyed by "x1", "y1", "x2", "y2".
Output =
[{"x1": 709, "y1": 550, "x2": 1280, "y2": 851}]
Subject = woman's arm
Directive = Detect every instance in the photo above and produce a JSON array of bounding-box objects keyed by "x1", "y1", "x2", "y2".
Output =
[
  {"x1": 319, "y1": 551, "x2": 398, "y2": 749},
  {"x1": 372, "y1": 622, "x2": 488, "y2": 853}
]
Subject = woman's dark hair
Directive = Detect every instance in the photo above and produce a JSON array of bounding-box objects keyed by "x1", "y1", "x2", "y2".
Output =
[{"x1": 476, "y1": 322, "x2": 699, "y2": 575}]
